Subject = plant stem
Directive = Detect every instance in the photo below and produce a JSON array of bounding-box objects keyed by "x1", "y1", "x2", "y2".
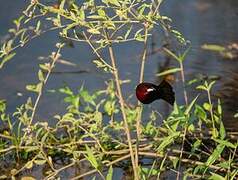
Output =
[
  {"x1": 29, "y1": 46, "x2": 62, "y2": 126},
  {"x1": 20, "y1": 45, "x2": 63, "y2": 147},
  {"x1": 107, "y1": 40, "x2": 138, "y2": 180},
  {"x1": 84, "y1": 31, "x2": 137, "y2": 177},
  {"x1": 135, "y1": 24, "x2": 149, "y2": 174},
  {"x1": 207, "y1": 90, "x2": 215, "y2": 129},
  {"x1": 44, "y1": 160, "x2": 76, "y2": 180},
  {"x1": 176, "y1": 120, "x2": 188, "y2": 180},
  {"x1": 177, "y1": 60, "x2": 188, "y2": 179},
  {"x1": 138, "y1": 26, "x2": 149, "y2": 84},
  {"x1": 82, "y1": 32, "x2": 114, "y2": 71},
  {"x1": 180, "y1": 61, "x2": 188, "y2": 105}
]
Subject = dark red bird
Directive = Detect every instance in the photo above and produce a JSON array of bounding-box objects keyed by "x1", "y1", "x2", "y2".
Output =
[{"x1": 136, "y1": 80, "x2": 175, "y2": 105}]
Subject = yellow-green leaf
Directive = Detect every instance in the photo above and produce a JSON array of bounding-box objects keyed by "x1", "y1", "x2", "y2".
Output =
[
  {"x1": 109, "y1": 0, "x2": 120, "y2": 6},
  {"x1": 34, "y1": 159, "x2": 47, "y2": 165},
  {"x1": 38, "y1": 70, "x2": 44, "y2": 82},
  {"x1": 25, "y1": 161, "x2": 33, "y2": 169},
  {"x1": 206, "y1": 144, "x2": 225, "y2": 166},
  {"x1": 0, "y1": 53, "x2": 16, "y2": 68},
  {"x1": 106, "y1": 166, "x2": 113, "y2": 180},
  {"x1": 156, "y1": 68, "x2": 181, "y2": 76}
]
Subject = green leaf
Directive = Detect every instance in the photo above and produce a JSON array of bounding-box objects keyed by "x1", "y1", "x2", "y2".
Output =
[
  {"x1": 26, "y1": 83, "x2": 42, "y2": 93},
  {"x1": 35, "y1": 20, "x2": 41, "y2": 33},
  {"x1": 171, "y1": 29, "x2": 186, "y2": 44},
  {"x1": 34, "y1": 159, "x2": 46, "y2": 165},
  {"x1": 98, "y1": 9, "x2": 106, "y2": 17},
  {"x1": 109, "y1": 0, "x2": 120, "y2": 6},
  {"x1": 156, "y1": 68, "x2": 181, "y2": 76},
  {"x1": 85, "y1": 145, "x2": 99, "y2": 170},
  {"x1": 94, "y1": 112, "x2": 102, "y2": 123},
  {"x1": 184, "y1": 95, "x2": 199, "y2": 116},
  {"x1": 214, "y1": 139, "x2": 236, "y2": 149},
  {"x1": 172, "y1": 157, "x2": 179, "y2": 169},
  {"x1": 0, "y1": 53, "x2": 16, "y2": 68},
  {"x1": 208, "y1": 81, "x2": 216, "y2": 91},
  {"x1": 59, "y1": 86, "x2": 73, "y2": 95},
  {"x1": 25, "y1": 161, "x2": 33, "y2": 169},
  {"x1": 218, "y1": 161, "x2": 230, "y2": 169},
  {"x1": 39, "y1": 63, "x2": 50, "y2": 71},
  {"x1": 80, "y1": 90, "x2": 95, "y2": 106},
  {"x1": 26, "y1": 84, "x2": 37, "y2": 92},
  {"x1": 38, "y1": 70, "x2": 44, "y2": 82},
  {"x1": 173, "y1": 102, "x2": 179, "y2": 115},
  {"x1": 106, "y1": 166, "x2": 113, "y2": 180},
  {"x1": 209, "y1": 172, "x2": 225, "y2": 180},
  {"x1": 217, "y1": 99, "x2": 222, "y2": 115},
  {"x1": 170, "y1": 119, "x2": 180, "y2": 132},
  {"x1": 13, "y1": 15, "x2": 24, "y2": 28},
  {"x1": 203, "y1": 103, "x2": 211, "y2": 111},
  {"x1": 180, "y1": 46, "x2": 191, "y2": 62},
  {"x1": 219, "y1": 121, "x2": 226, "y2": 140},
  {"x1": 163, "y1": 48, "x2": 181, "y2": 62},
  {"x1": 79, "y1": 8, "x2": 85, "y2": 20},
  {"x1": 212, "y1": 128, "x2": 219, "y2": 139},
  {"x1": 93, "y1": 60, "x2": 108, "y2": 71},
  {"x1": 134, "y1": 29, "x2": 143, "y2": 41},
  {"x1": 206, "y1": 144, "x2": 225, "y2": 166},
  {"x1": 157, "y1": 132, "x2": 180, "y2": 152},
  {"x1": 195, "y1": 105, "x2": 207, "y2": 121},
  {"x1": 87, "y1": 28, "x2": 101, "y2": 34},
  {"x1": 191, "y1": 139, "x2": 201, "y2": 153},
  {"x1": 135, "y1": 33, "x2": 144, "y2": 42},
  {"x1": 116, "y1": 9, "x2": 127, "y2": 19},
  {"x1": 25, "y1": 146, "x2": 39, "y2": 152},
  {"x1": 187, "y1": 78, "x2": 199, "y2": 85},
  {"x1": 104, "y1": 101, "x2": 115, "y2": 116},
  {"x1": 196, "y1": 85, "x2": 207, "y2": 91}
]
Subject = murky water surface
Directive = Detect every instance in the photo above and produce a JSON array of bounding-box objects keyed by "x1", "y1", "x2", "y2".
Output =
[{"x1": 0, "y1": 0, "x2": 238, "y2": 179}]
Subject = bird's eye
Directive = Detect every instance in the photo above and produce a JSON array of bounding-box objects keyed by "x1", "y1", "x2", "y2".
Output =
[{"x1": 147, "y1": 88, "x2": 155, "y2": 92}]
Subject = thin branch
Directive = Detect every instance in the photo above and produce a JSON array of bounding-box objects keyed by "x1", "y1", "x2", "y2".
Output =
[
  {"x1": 44, "y1": 160, "x2": 76, "y2": 180},
  {"x1": 135, "y1": 23, "x2": 149, "y2": 173},
  {"x1": 106, "y1": 31, "x2": 138, "y2": 180},
  {"x1": 20, "y1": 44, "x2": 64, "y2": 146},
  {"x1": 29, "y1": 45, "x2": 63, "y2": 126},
  {"x1": 82, "y1": 32, "x2": 114, "y2": 71},
  {"x1": 139, "y1": 151, "x2": 225, "y2": 172},
  {"x1": 71, "y1": 169, "x2": 98, "y2": 180}
]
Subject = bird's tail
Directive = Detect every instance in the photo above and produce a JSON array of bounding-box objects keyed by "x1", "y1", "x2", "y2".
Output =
[{"x1": 157, "y1": 80, "x2": 175, "y2": 105}]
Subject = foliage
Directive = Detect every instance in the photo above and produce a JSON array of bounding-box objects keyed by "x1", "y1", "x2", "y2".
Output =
[{"x1": 0, "y1": 0, "x2": 238, "y2": 180}]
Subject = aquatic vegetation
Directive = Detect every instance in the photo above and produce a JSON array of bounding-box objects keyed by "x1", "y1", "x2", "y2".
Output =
[
  {"x1": 0, "y1": 0, "x2": 238, "y2": 179},
  {"x1": 202, "y1": 43, "x2": 238, "y2": 60}
]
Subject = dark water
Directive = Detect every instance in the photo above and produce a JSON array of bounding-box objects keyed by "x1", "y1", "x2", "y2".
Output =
[
  {"x1": 161, "y1": 0, "x2": 238, "y2": 127},
  {"x1": 0, "y1": 0, "x2": 238, "y2": 179}
]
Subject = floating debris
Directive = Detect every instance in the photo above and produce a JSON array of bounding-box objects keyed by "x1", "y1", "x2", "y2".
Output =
[
  {"x1": 202, "y1": 43, "x2": 238, "y2": 60},
  {"x1": 38, "y1": 56, "x2": 77, "y2": 67}
]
